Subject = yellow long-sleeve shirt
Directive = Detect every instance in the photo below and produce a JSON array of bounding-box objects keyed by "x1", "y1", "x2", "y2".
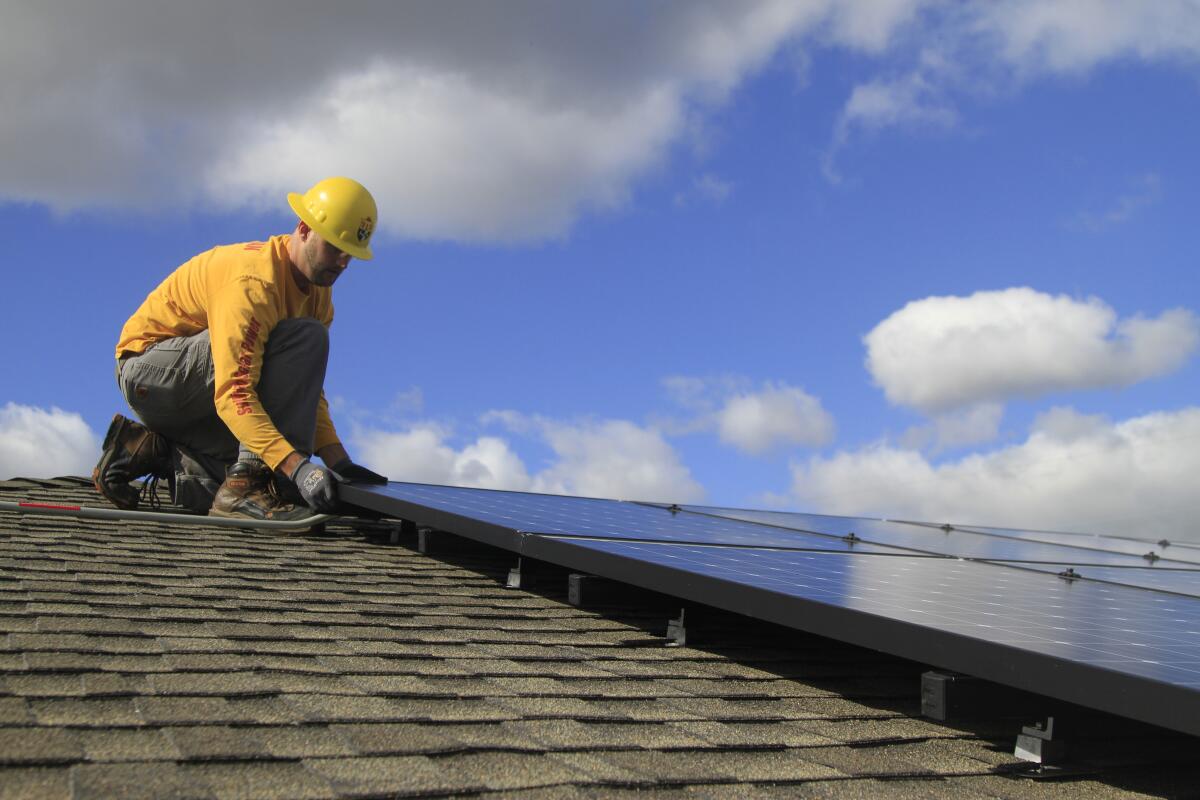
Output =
[{"x1": 115, "y1": 235, "x2": 339, "y2": 469}]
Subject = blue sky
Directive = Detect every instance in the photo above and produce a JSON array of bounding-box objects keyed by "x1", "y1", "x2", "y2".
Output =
[{"x1": 3, "y1": 2, "x2": 1199, "y2": 539}]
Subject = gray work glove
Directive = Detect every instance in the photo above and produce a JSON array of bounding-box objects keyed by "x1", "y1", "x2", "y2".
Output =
[
  {"x1": 331, "y1": 459, "x2": 388, "y2": 485},
  {"x1": 289, "y1": 458, "x2": 339, "y2": 512}
]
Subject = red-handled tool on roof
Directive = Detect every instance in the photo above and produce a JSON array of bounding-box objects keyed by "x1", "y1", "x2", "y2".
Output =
[{"x1": 0, "y1": 500, "x2": 336, "y2": 531}]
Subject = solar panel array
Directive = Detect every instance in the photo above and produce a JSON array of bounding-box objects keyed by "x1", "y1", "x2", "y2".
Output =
[{"x1": 342, "y1": 481, "x2": 1200, "y2": 736}]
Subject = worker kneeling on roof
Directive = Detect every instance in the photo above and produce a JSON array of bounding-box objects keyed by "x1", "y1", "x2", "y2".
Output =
[{"x1": 93, "y1": 177, "x2": 388, "y2": 520}]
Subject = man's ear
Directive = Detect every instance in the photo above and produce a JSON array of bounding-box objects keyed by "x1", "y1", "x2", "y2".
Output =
[{"x1": 296, "y1": 221, "x2": 312, "y2": 240}]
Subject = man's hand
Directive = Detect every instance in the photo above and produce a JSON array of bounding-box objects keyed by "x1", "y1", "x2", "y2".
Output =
[
  {"x1": 331, "y1": 459, "x2": 388, "y2": 485},
  {"x1": 289, "y1": 458, "x2": 339, "y2": 512}
]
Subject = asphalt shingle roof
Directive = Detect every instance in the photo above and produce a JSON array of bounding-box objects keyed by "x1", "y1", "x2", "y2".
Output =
[{"x1": 2, "y1": 476, "x2": 1199, "y2": 799}]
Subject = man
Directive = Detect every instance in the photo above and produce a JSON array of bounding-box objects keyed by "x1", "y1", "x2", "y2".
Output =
[{"x1": 93, "y1": 176, "x2": 386, "y2": 521}]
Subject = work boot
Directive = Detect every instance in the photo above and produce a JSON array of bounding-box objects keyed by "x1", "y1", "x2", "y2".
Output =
[
  {"x1": 92, "y1": 414, "x2": 171, "y2": 510},
  {"x1": 209, "y1": 461, "x2": 314, "y2": 521}
]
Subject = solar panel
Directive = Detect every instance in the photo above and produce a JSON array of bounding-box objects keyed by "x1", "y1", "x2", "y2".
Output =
[
  {"x1": 353, "y1": 482, "x2": 912, "y2": 554},
  {"x1": 903, "y1": 519, "x2": 1200, "y2": 565},
  {"x1": 341, "y1": 482, "x2": 1200, "y2": 736},
  {"x1": 679, "y1": 505, "x2": 1200, "y2": 568},
  {"x1": 993, "y1": 563, "x2": 1200, "y2": 598}
]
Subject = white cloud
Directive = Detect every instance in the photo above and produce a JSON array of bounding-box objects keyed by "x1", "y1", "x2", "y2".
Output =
[
  {"x1": 352, "y1": 415, "x2": 703, "y2": 503},
  {"x1": 790, "y1": 406, "x2": 1200, "y2": 540},
  {"x1": 825, "y1": 2, "x2": 1200, "y2": 174},
  {"x1": 350, "y1": 424, "x2": 531, "y2": 491},
  {"x1": 0, "y1": 1, "x2": 831, "y2": 241},
  {"x1": 718, "y1": 384, "x2": 836, "y2": 454},
  {"x1": 7, "y1": 3, "x2": 1195, "y2": 229},
  {"x1": 823, "y1": 59, "x2": 957, "y2": 182},
  {"x1": 1070, "y1": 172, "x2": 1163, "y2": 232},
  {"x1": 208, "y1": 68, "x2": 683, "y2": 242},
  {"x1": 531, "y1": 419, "x2": 704, "y2": 502},
  {"x1": 901, "y1": 402, "x2": 1006, "y2": 451},
  {"x1": 973, "y1": 0, "x2": 1200, "y2": 75},
  {"x1": 865, "y1": 288, "x2": 1200, "y2": 413},
  {"x1": 659, "y1": 376, "x2": 835, "y2": 454},
  {"x1": 0, "y1": 404, "x2": 98, "y2": 480},
  {"x1": 823, "y1": 0, "x2": 931, "y2": 52}
]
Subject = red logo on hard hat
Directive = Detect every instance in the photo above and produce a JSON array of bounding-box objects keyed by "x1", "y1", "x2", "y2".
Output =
[{"x1": 357, "y1": 217, "x2": 374, "y2": 243}]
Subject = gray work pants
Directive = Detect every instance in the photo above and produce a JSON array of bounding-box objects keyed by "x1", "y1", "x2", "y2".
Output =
[{"x1": 116, "y1": 318, "x2": 330, "y2": 499}]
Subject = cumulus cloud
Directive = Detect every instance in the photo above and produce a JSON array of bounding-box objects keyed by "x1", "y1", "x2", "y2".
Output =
[
  {"x1": 8, "y1": 2, "x2": 1194, "y2": 230},
  {"x1": 0, "y1": 404, "x2": 98, "y2": 480},
  {"x1": 790, "y1": 406, "x2": 1200, "y2": 540},
  {"x1": 659, "y1": 375, "x2": 835, "y2": 454},
  {"x1": 825, "y1": 1, "x2": 1200, "y2": 175},
  {"x1": 351, "y1": 415, "x2": 703, "y2": 503},
  {"x1": 865, "y1": 288, "x2": 1200, "y2": 413},
  {"x1": 718, "y1": 384, "x2": 836, "y2": 454},
  {"x1": 901, "y1": 402, "x2": 1006, "y2": 451},
  {"x1": 350, "y1": 424, "x2": 531, "y2": 491},
  {"x1": 973, "y1": 0, "x2": 1200, "y2": 74},
  {"x1": 823, "y1": 52, "x2": 956, "y2": 182},
  {"x1": 531, "y1": 419, "x2": 704, "y2": 502},
  {"x1": 0, "y1": 1, "x2": 840, "y2": 241}
]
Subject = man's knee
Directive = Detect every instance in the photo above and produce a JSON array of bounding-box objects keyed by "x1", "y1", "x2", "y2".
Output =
[{"x1": 268, "y1": 318, "x2": 329, "y2": 358}]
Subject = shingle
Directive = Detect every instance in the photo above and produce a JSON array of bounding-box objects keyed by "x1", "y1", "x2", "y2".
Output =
[
  {"x1": 547, "y1": 751, "x2": 651, "y2": 785},
  {"x1": 283, "y1": 694, "x2": 415, "y2": 723},
  {"x1": 0, "y1": 728, "x2": 84, "y2": 765},
  {"x1": 709, "y1": 750, "x2": 851, "y2": 782},
  {"x1": 791, "y1": 716, "x2": 959, "y2": 745},
  {"x1": 596, "y1": 750, "x2": 742, "y2": 783},
  {"x1": 0, "y1": 653, "x2": 26, "y2": 670},
  {"x1": 225, "y1": 696, "x2": 310, "y2": 725},
  {"x1": 0, "y1": 766, "x2": 72, "y2": 800},
  {"x1": 304, "y1": 754, "x2": 478, "y2": 796},
  {"x1": 177, "y1": 762, "x2": 336, "y2": 800},
  {"x1": 800, "y1": 777, "x2": 996, "y2": 800},
  {"x1": 670, "y1": 720, "x2": 834, "y2": 748},
  {"x1": 1, "y1": 674, "x2": 85, "y2": 697},
  {"x1": 7, "y1": 633, "x2": 163, "y2": 654},
  {"x1": 584, "y1": 699, "x2": 706, "y2": 722},
  {"x1": 22, "y1": 652, "x2": 168, "y2": 673},
  {"x1": 341, "y1": 673, "x2": 449, "y2": 696},
  {"x1": 0, "y1": 617, "x2": 38, "y2": 634},
  {"x1": 30, "y1": 698, "x2": 143, "y2": 726},
  {"x1": 134, "y1": 696, "x2": 253, "y2": 725},
  {"x1": 427, "y1": 720, "x2": 540, "y2": 750},
  {"x1": 504, "y1": 719, "x2": 711, "y2": 751},
  {"x1": 33, "y1": 616, "x2": 145, "y2": 635},
  {"x1": 78, "y1": 728, "x2": 182, "y2": 762},
  {"x1": 492, "y1": 696, "x2": 635, "y2": 721},
  {"x1": 72, "y1": 762, "x2": 211, "y2": 800},
  {"x1": 328, "y1": 722, "x2": 459, "y2": 755},
  {"x1": 254, "y1": 725, "x2": 357, "y2": 759},
  {"x1": 800, "y1": 744, "x2": 943, "y2": 779},
  {"x1": 146, "y1": 672, "x2": 280, "y2": 696},
  {"x1": 435, "y1": 751, "x2": 591, "y2": 791},
  {"x1": 166, "y1": 726, "x2": 272, "y2": 761},
  {"x1": 80, "y1": 673, "x2": 153, "y2": 696}
]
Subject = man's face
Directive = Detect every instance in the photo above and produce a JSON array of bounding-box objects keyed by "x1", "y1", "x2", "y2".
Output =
[{"x1": 302, "y1": 230, "x2": 353, "y2": 287}]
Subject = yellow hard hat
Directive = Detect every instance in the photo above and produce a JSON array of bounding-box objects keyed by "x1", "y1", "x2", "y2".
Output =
[{"x1": 287, "y1": 177, "x2": 377, "y2": 261}]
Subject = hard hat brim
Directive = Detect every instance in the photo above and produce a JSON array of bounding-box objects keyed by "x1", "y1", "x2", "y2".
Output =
[{"x1": 288, "y1": 192, "x2": 374, "y2": 261}]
